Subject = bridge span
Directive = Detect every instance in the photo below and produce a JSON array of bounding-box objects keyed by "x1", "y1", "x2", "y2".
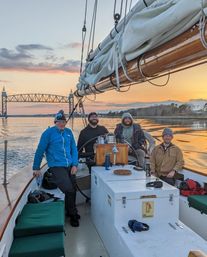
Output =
[{"x1": 1, "y1": 87, "x2": 74, "y2": 117}]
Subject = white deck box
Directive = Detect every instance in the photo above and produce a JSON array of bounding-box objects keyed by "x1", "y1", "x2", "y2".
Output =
[
  {"x1": 91, "y1": 165, "x2": 151, "y2": 232},
  {"x1": 104, "y1": 179, "x2": 179, "y2": 226},
  {"x1": 91, "y1": 166, "x2": 207, "y2": 257}
]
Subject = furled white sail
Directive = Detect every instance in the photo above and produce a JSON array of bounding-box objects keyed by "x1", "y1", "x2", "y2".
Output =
[{"x1": 77, "y1": 0, "x2": 207, "y2": 92}]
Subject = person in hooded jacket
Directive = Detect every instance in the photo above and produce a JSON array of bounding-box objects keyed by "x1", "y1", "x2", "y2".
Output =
[
  {"x1": 33, "y1": 110, "x2": 80, "y2": 227},
  {"x1": 114, "y1": 112, "x2": 146, "y2": 167}
]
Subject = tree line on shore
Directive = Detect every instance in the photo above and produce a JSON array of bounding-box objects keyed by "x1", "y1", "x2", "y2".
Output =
[{"x1": 102, "y1": 103, "x2": 207, "y2": 117}]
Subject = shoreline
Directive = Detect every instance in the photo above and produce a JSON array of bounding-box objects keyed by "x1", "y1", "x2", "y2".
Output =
[{"x1": 1, "y1": 115, "x2": 207, "y2": 119}]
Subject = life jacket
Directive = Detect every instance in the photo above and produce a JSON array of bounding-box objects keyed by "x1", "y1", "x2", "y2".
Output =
[{"x1": 180, "y1": 179, "x2": 206, "y2": 197}]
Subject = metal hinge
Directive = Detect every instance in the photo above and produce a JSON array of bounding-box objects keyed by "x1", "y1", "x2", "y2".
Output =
[
  {"x1": 122, "y1": 196, "x2": 126, "y2": 208},
  {"x1": 169, "y1": 194, "x2": 174, "y2": 205}
]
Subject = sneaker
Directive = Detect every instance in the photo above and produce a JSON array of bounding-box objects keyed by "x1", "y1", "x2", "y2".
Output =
[{"x1": 70, "y1": 216, "x2": 79, "y2": 227}]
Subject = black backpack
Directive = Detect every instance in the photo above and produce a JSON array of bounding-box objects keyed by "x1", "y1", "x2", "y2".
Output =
[
  {"x1": 28, "y1": 190, "x2": 59, "y2": 203},
  {"x1": 42, "y1": 169, "x2": 57, "y2": 190}
]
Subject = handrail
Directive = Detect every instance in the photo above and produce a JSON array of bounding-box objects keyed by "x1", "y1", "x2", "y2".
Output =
[
  {"x1": 3, "y1": 140, "x2": 8, "y2": 187},
  {"x1": 0, "y1": 163, "x2": 47, "y2": 241},
  {"x1": 188, "y1": 250, "x2": 207, "y2": 257}
]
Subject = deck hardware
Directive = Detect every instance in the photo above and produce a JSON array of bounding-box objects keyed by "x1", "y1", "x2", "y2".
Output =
[
  {"x1": 122, "y1": 196, "x2": 126, "y2": 208},
  {"x1": 107, "y1": 194, "x2": 112, "y2": 206},
  {"x1": 169, "y1": 194, "x2": 174, "y2": 205},
  {"x1": 168, "y1": 222, "x2": 176, "y2": 230},
  {"x1": 122, "y1": 226, "x2": 128, "y2": 233},
  {"x1": 140, "y1": 195, "x2": 157, "y2": 199},
  {"x1": 94, "y1": 175, "x2": 97, "y2": 185},
  {"x1": 175, "y1": 222, "x2": 183, "y2": 229}
]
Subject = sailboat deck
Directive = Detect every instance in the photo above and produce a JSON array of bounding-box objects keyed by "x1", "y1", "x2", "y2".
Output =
[{"x1": 65, "y1": 203, "x2": 109, "y2": 257}]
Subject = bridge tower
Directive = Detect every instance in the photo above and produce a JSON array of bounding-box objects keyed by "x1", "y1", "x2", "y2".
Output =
[
  {"x1": 68, "y1": 90, "x2": 74, "y2": 116},
  {"x1": 1, "y1": 87, "x2": 7, "y2": 118},
  {"x1": 68, "y1": 90, "x2": 74, "y2": 129}
]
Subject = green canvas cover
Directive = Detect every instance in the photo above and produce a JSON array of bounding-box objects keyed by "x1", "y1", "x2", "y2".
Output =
[
  {"x1": 9, "y1": 232, "x2": 65, "y2": 257},
  {"x1": 188, "y1": 195, "x2": 207, "y2": 215},
  {"x1": 14, "y1": 201, "x2": 64, "y2": 237}
]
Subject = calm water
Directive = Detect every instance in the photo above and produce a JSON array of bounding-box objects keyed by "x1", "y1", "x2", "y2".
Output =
[{"x1": 0, "y1": 117, "x2": 207, "y2": 181}]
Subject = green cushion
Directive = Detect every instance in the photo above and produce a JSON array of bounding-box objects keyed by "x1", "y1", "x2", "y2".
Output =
[
  {"x1": 14, "y1": 201, "x2": 64, "y2": 237},
  {"x1": 9, "y1": 232, "x2": 65, "y2": 257},
  {"x1": 188, "y1": 195, "x2": 207, "y2": 215}
]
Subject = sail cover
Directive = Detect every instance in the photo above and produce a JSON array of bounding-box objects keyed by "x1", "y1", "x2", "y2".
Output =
[{"x1": 77, "y1": 0, "x2": 207, "y2": 91}]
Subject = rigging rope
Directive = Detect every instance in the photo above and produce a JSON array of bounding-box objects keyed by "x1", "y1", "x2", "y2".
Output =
[
  {"x1": 137, "y1": 55, "x2": 171, "y2": 87},
  {"x1": 80, "y1": 0, "x2": 88, "y2": 74},
  {"x1": 129, "y1": 0, "x2": 133, "y2": 11},
  {"x1": 199, "y1": 0, "x2": 207, "y2": 49},
  {"x1": 78, "y1": 98, "x2": 88, "y2": 127},
  {"x1": 123, "y1": 0, "x2": 128, "y2": 29},
  {"x1": 87, "y1": 0, "x2": 98, "y2": 57},
  {"x1": 143, "y1": 0, "x2": 148, "y2": 7},
  {"x1": 66, "y1": 97, "x2": 83, "y2": 124},
  {"x1": 113, "y1": 0, "x2": 124, "y2": 26}
]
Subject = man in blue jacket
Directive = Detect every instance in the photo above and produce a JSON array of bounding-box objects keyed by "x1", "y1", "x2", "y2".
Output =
[{"x1": 33, "y1": 110, "x2": 80, "y2": 227}]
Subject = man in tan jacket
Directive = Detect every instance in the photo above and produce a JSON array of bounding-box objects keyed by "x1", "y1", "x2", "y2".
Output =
[{"x1": 150, "y1": 128, "x2": 184, "y2": 185}]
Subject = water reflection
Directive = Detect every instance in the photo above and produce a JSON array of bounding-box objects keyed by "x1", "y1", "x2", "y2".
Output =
[
  {"x1": 1, "y1": 118, "x2": 8, "y2": 138},
  {"x1": 148, "y1": 117, "x2": 207, "y2": 130},
  {"x1": 191, "y1": 120, "x2": 207, "y2": 130},
  {"x1": 0, "y1": 117, "x2": 206, "y2": 180}
]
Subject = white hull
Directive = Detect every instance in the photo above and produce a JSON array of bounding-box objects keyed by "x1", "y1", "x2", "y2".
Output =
[
  {"x1": 179, "y1": 169, "x2": 207, "y2": 240},
  {"x1": 0, "y1": 165, "x2": 206, "y2": 257}
]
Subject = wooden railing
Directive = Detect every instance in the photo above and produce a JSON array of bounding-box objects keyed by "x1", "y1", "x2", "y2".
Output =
[{"x1": 189, "y1": 250, "x2": 207, "y2": 257}]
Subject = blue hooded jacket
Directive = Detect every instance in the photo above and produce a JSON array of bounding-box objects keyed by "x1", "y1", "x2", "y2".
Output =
[{"x1": 33, "y1": 126, "x2": 78, "y2": 170}]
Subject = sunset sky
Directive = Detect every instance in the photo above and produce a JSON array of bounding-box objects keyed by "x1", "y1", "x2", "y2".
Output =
[{"x1": 0, "y1": 0, "x2": 207, "y2": 115}]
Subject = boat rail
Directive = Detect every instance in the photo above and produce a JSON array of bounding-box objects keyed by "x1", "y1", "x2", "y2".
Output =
[{"x1": 0, "y1": 162, "x2": 47, "y2": 240}]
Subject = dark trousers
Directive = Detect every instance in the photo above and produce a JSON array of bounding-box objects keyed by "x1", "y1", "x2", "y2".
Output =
[
  {"x1": 159, "y1": 175, "x2": 175, "y2": 186},
  {"x1": 49, "y1": 167, "x2": 77, "y2": 216}
]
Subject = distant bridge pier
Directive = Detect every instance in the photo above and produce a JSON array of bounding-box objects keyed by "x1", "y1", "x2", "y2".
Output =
[
  {"x1": 1, "y1": 87, "x2": 7, "y2": 118},
  {"x1": 68, "y1": 91, "x2": 74, "y2": 129},
  {"x1": 68, "y1": 90, "x2": 74, "y2": 116}
]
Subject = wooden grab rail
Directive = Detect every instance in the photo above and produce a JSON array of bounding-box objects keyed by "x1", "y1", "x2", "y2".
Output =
[{"x1": 188, "y1": 250, "x2": 207, "y2": 257}]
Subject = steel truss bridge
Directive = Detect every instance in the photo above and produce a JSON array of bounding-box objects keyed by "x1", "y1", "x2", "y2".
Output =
[{"x1": 1, "y1": 88, "x2": 74, "y2": 117}]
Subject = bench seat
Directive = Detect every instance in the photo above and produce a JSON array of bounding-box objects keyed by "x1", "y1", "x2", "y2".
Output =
[
  {"x1": 14, "y1": 201, "x2": 64, "y2": 237},
  {"x1": 9, "y1": 232, "x2": 65, "y2": 257},
  {"x1": 188, "y1": 195, "x2": 207, "y2": 215}
]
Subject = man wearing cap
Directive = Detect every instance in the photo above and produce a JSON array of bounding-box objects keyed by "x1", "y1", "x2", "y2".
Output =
[
  {"x1": 114, "y1": 112, "x2": 146, "y2": 167},
  {"x1": 77, "y1": 112, "x2": 108, "y2": 172},
  {"x1": 150, "y1": 128, "x2": 184, "y2": 185},
  {"x1": 33, "y1": 110, "x2": 80, "y2": 227}
]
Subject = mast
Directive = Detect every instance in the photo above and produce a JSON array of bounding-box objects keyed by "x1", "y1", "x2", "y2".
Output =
[{"x1": 75, "y1": 23, "x2": 207, "y2": 97}]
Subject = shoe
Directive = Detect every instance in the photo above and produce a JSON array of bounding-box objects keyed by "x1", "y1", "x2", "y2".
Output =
[
  {"x1": 75, "y1": 213, "x2": 81, "y2": 220},
  {"x1": 66, "y1": 212, "x2": 81, "y2": 220},
  {"x1": 70, "y1": 216, "x2": 79, "y2": 227}
]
